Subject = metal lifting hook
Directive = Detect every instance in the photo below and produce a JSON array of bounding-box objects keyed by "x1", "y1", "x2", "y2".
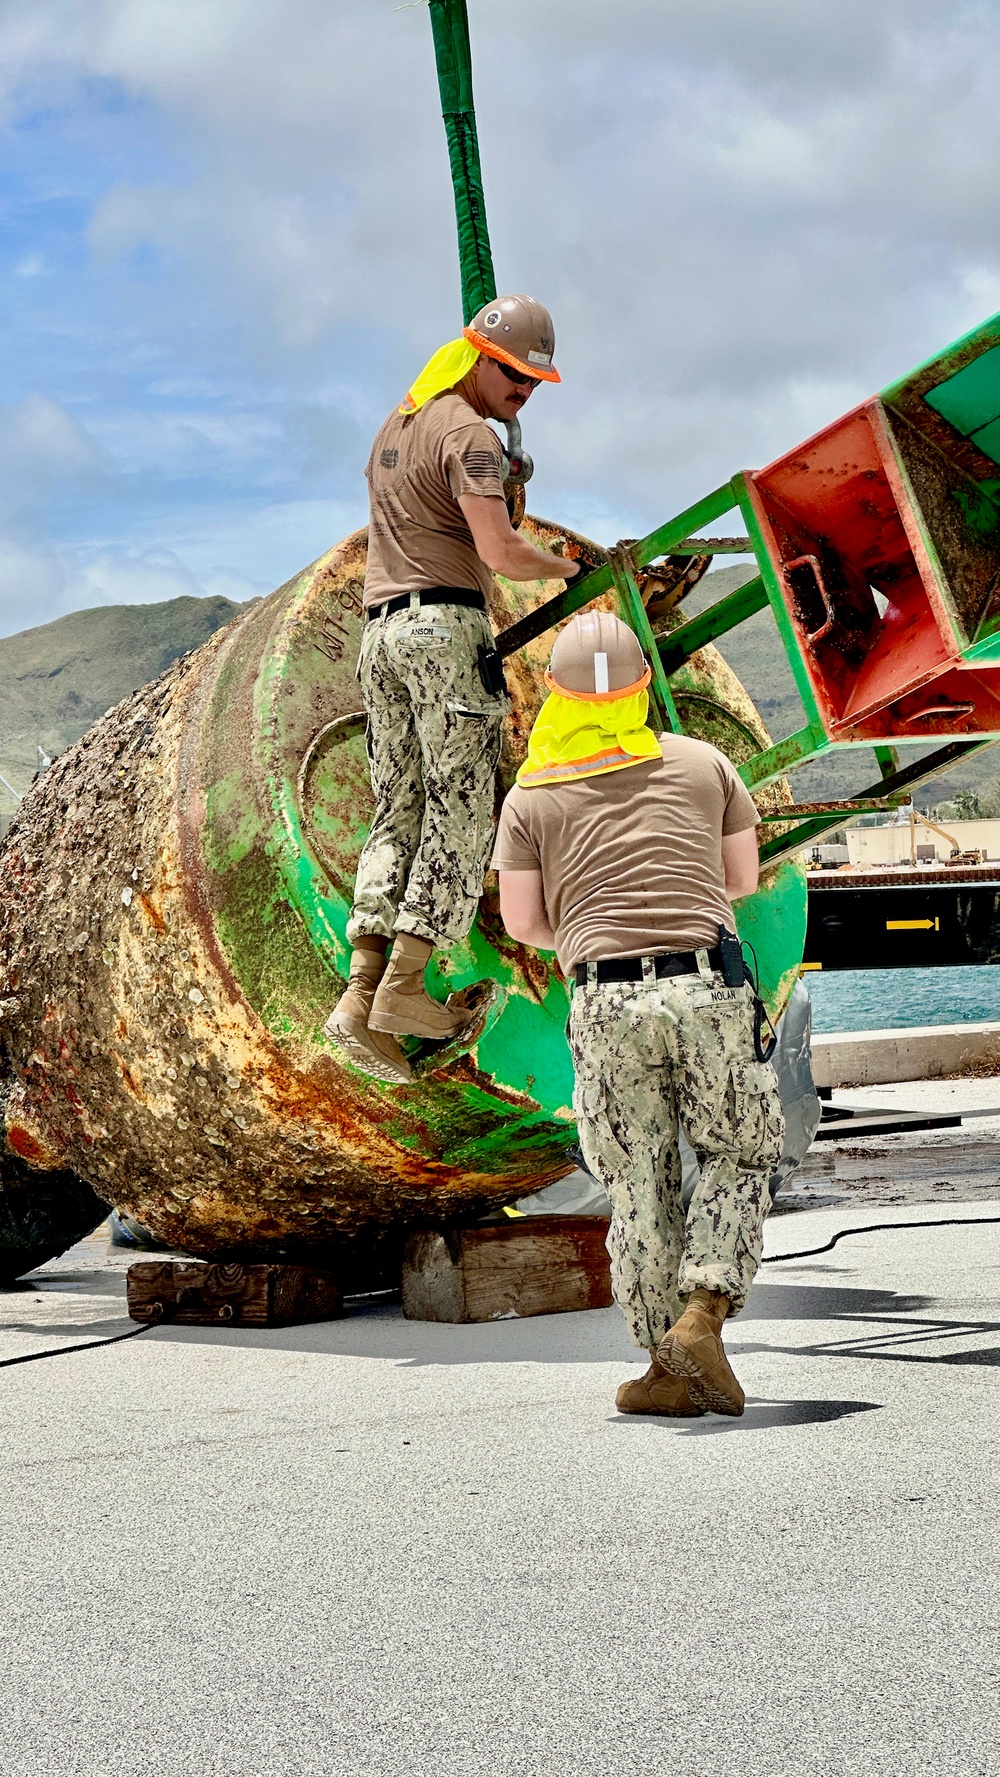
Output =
[{"x1": 502, "y1": 414, "x2": 533, "y2": 488}]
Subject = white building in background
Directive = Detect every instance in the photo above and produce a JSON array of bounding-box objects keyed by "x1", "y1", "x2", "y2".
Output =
[{"x1": 817, "y1": 817, "x2": 1000, "y2": 869}]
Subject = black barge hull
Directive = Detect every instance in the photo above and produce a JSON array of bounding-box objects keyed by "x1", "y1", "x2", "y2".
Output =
[{"x1": 805, "y1": 868, "x2": 1000, "y2": 970}]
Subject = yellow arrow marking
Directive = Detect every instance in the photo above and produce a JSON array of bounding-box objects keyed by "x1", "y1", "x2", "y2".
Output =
[{"x1": 886, "y1": 918, "x2": 939, "y2": 931}]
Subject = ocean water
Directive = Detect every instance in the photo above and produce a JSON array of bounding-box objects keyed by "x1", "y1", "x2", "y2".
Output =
[{"x1": 807, "y1": 965, "x2": 1000, "y2": 1034}]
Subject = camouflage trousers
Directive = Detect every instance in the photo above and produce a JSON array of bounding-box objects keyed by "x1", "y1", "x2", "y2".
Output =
[
  {"x1": 347, "y1": 602, "x2": 508, "y2": 949},
  {"x1": 568, "y1": 966, "x2": 785, "y2": 1349}
]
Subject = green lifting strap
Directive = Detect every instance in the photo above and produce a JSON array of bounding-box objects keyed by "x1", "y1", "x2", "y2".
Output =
[{"x1": 429, "y1": 0, "x2": 497, "y2": 322}]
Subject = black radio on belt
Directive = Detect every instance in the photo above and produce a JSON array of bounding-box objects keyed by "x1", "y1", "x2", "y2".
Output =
[
  {"x1": 719, "y1": 924, "x2": 777, "y2": 1062},
  {"x1": 718, "y1": 926, "x2": 746, "y2": 988},
  {"x1": 477, "y1": 643, "x2": 508, "y2": 699}
]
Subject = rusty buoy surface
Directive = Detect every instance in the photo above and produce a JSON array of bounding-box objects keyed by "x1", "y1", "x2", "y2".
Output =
[{"x1": 0, "y1": 518, "x2": 806, "y2": 1271}]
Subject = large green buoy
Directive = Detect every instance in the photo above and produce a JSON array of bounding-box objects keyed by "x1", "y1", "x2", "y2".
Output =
[{"x1": 0, "y1": 516, "x2": 804, "y2": 1271}]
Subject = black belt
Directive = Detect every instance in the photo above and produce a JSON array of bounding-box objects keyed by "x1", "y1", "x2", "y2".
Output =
[
  {"x1": 367, "y1": 586, "x2": 486, "y2": 621},
  {"x1": 574, "y1": 946, "x2": 723, "y2": 985}
]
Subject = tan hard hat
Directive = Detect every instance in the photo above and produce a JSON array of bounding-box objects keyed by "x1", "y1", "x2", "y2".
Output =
[
  {"x1": 546, "y1": 612, "x2": 651, "y2": 700},
  {"x1": 464, "y1": 294, "x2": 560, "y2": 382}
]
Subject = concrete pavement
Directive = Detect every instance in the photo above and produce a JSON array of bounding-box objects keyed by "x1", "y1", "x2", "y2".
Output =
[
  {"x1": 786, "y1": 1074, "x2": 1000, "y2": 1210},
  {"x1": 2, "y1": 1200, "x2": 999, "y2": 1777}
]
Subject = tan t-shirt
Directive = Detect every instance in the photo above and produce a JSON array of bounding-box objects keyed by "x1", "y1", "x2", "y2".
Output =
[
  {"x1": 363, "y1": 390, "x2": 505, "y2": 609},
  {"x1": 491, "y1": 734, "x2": 761, "y2": 973}
]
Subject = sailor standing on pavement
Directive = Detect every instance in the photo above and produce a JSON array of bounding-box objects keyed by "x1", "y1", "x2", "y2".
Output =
[
  {"x1": 492, "y1": 612, "x2": 784, "y2": 1419},
  {"x1": 326, "y1": 295, "x2": 582, "y2": 1086}
]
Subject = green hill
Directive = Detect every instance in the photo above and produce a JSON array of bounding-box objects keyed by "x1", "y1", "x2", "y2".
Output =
[
  {"x1": 1, "y1": 575, "x2": 995, "y2": 836},
  {"x1": 0, "y1": 596, "x2": 243, "y2": 823}
]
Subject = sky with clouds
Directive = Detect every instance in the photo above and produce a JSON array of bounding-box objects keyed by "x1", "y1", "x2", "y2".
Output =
[{"x1": 2, "y1": 0, "x2": 1000, "y2": 638}]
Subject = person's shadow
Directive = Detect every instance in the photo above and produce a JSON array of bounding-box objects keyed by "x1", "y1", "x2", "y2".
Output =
[
  {"x1": 606, "y1": 1269, "x2": 1000, "y2": 1432},
  {"x1": 735, "y1": 1274, "x2": 1000, "y2": 1369},
  {"x1": 610, "y1": 1396, "x2": 883, "y2": 1436},
  {"x1": 12, "y1": 1262, "x2": 999, "y2": 1436}
]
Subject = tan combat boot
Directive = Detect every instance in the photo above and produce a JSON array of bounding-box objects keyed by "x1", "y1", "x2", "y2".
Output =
[
  {"x1": 368, "y1": 933, "x2": 475, "y2": 1041},
  {"x1": 656, "y1": 1289, "x2": 745, "y2": 1417},
  {"x1": 616, "y1": 1351, "x2": 705, "y2": 1418},
  {"x1": 324, "y1": 944, "x2": 412, "y2": 1086}
]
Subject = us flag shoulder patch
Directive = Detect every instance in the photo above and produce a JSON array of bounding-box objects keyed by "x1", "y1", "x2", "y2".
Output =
[
  {"x1": 379, "y1": 447, "x2": 399, "y2": 469},
  {"x1": 462, "y1": 448, "x2": 501, "y2": 479}
]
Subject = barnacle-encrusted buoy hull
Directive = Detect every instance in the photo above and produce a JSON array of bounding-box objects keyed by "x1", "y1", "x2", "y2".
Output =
[{"x1": 0, "y1": 519, "x2": 806, "y2": 1272}]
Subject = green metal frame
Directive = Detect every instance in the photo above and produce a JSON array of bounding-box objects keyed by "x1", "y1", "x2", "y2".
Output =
[
  {"x1": 758, "y1": 739, "x2": 997, "y2": 866},
  {"x1": 607, "y1": 544, "x2": 681, "y2": 733},
  {"x1": 656, "y1": 576, "x2": 767, "y2": 675},
  {"x1": 491, "y1": 468, "x2": 1000, "y2": 867},
  {"x1": 495, "y1": 483, "x2": 739, "y2": 660},
  {"x1": 429, "y1": 0, "x2": 993, "y2": 870}
]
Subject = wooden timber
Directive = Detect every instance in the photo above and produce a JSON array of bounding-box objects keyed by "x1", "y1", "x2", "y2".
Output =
[
  {"x1": 401, "y1": 1216, "x2": 612, "y2": 1323},
  {"x1": 127, "y1": 1259, "x2": 343, "y2": 1327}
]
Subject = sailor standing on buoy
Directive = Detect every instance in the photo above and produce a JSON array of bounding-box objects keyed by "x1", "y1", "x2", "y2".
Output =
[
  {"x1": 492, "y1": 612, "x2": 784, "y2": 1418},
  {"x1": 326, "y1": 294, "x2": 581, "y2": 1085}
]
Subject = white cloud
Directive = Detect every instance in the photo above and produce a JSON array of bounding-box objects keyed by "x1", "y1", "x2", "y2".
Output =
[
  {"x1": 163, "y1": 497, "x2": 364, "y2": 586},
  {"x1": 86, "y1": 406, "x2": 285, "y2": 476},
  {"x1": 64, "y1": 545, "x2": 206, "y2": 610},
  {"x1": 0, "y1": 535, "x2": 66, "y2": 637},
  {"x1": 0, "y1": 536, "x2": 264, "y2": 639},
  {"x1": 0, "y1": 494, "x2": 363, "y2": 639},
  {"x1": 0, "y1": 395, "x2": 110, "y2": 541},
  {"x1": 954, "y1": 268, "x2": 1000, "y2": 337},
  {"x1": 0, "y1": 393, "x2": 102, "y2": 481},
  {"x1": 713, "y1": 114, "x2": 818, "y2": 190},
  {"x1": 3, "y1": 0, "x2": 1000, "y2": 627},
  {"x1": 20, "y1": 3, "x2": 1000, "y2": 393}
]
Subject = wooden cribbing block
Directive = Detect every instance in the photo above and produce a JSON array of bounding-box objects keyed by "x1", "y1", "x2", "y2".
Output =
[
  {"x1": 401, "y1": 1215, "x2": 612, "y2": 1324},
  {"x1": 126, "y1": 1259, "x2": 343, "y2": 1327}
]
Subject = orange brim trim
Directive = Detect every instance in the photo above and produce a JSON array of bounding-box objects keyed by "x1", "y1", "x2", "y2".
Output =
[
  {"x1": 543, "y1": 667, "x2": 651, "y2": 703},
  {"x1": 518, "y1": 749, "x2": 654, "y2": 787},
  {"x1": 463, "y1": 326, "x2": 561, "y2": 384}
]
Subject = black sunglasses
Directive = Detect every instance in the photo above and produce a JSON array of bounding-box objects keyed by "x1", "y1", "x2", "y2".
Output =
[{"x1": 496, "y1": 360, "x2": 541, "y2": 390}]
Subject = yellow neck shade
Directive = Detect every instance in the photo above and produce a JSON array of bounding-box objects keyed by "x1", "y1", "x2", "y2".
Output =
[
  {"x1": 399, "y1": 338, "x2": 481, "y2": 414},
  {"x1": 517, "y1": 687, "x2": 661, "y2": 788}
]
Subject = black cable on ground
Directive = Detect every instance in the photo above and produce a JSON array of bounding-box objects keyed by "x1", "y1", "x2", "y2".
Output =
[
  {"x1": 3, "y1": 1219, "x2": 999, "y2": 1361},
  {"x1": 765, "y1": 1215, "x2": 1000, "y2": 1263},
  {"x1": 0, "y1": 1317, "x2": 158, "y2": 1370}
]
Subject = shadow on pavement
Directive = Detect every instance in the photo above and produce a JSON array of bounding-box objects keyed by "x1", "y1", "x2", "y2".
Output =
[
  {"x1": 737, "y1": 1281, "x2": 1000, "y2": 1369},
  {"x1": 607, "y1": 1397, "x2": 883, "y2": 1435},
  {"x1": 739, "y1": 1280, "x2": 934, "y2": 1321},
  {"x1": 7, "y1": 1269, "x2": 1000, "y2": 1375},
  {"x1": 739, "y1": 1323, "x2": 1000, "y2": 1369}
]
